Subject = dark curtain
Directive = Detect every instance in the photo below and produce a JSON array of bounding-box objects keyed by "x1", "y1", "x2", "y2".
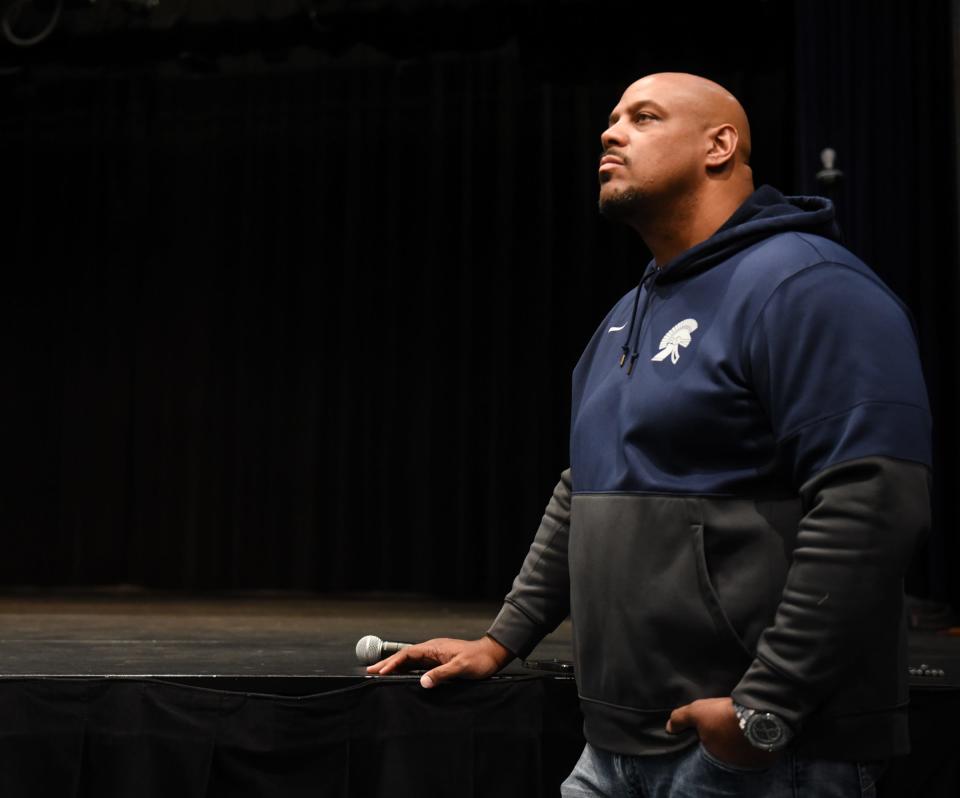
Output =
[
  {"x1": 0, "y1": 677, "x2": 584, "y2": 797},
  {"x1": 0, "y1": 677, "x2": 955, "y2": 796},
  {"x1": 5, "y1": 44, "x2": 589, "y2": 596},
  {"x1": 9, "y1": 0, "x2": 953, "y2": 600},
  {"x1": 793, "y1": 0, "x2": 959, "y2": 608}
]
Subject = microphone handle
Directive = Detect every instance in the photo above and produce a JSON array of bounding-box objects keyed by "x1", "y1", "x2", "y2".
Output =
[{"x1": 381, "y1": 640, "x2": 412, "y2": 656}]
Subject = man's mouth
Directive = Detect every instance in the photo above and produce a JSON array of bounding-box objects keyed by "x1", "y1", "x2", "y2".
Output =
[
  {"x1": 599, "y1": 153, "x2": 625, "y2": 167},
  {"x1": 599, "y1": 153, "x2": 626, "y2": 174}
]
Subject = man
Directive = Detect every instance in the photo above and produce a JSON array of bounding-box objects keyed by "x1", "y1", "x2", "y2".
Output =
[{"x1": 368, "y1": 73, "x2": 931, "y2": 797}]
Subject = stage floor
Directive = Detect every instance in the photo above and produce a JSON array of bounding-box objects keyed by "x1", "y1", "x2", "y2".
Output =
[
  {"x1": 1, "y1": 590, "x2": 958, "y2": 691},
  {"x1": 0, "y1": 592, "x2": 575, "y2": 693},
  {"x1": 1, "y1": 591, "x2": 956, "y2": 797}
]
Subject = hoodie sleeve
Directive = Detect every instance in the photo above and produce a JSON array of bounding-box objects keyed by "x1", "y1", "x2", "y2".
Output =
[
  {"x1": 732, "y1": 261, "x2": 932, "y2": 730},
  {"x1": 732, "y1": 456, "x2": 930, "y2": 730},
  {"x1": 486, "y1": 469, "x2": 572, "y2": 659}
]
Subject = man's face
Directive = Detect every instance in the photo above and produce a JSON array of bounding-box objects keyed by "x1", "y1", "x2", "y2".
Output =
[{"x1": 598, "y1": 76, "x2": 705, "y2": 221}]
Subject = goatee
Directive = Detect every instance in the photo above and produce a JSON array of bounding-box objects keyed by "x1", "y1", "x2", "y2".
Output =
[{"x1": 599, "y1": 186, "x2": 645, "y2": 223}]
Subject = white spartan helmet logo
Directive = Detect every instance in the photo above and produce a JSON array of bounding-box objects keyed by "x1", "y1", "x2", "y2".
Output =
[{"x1": 651, "y1": 319, "x2": 699, "y2": 364}]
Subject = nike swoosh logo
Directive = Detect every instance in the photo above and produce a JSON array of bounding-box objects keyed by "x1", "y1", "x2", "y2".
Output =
[{"x1": 608, "y1": 323, "x2": 627, "y2": 333}]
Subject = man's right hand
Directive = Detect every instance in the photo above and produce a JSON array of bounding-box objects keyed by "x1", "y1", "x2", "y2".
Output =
[{"x1": 365, "y1": 635, "x2": 513, "y2": 689}]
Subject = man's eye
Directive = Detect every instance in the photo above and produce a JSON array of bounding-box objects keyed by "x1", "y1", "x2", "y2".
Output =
[{"x1": 635, "y1": 113, "x2": 655, "y2": 123}]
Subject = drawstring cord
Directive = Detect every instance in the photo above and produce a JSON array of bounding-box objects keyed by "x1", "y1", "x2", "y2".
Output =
[
  {"x1": 619, "y1": 282, "x2": 643, "y2": 369},
  {"x1": 620, "y1": 268, "x2": 658, "y2": 376}
]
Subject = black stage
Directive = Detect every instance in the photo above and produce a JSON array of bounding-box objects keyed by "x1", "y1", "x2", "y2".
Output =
[
  {"x1": 0, "y1": 593, "x2": 957, "y2": 796},
  {"x1": 0, "y1": 593, "x2": 577, "y2": 691}
]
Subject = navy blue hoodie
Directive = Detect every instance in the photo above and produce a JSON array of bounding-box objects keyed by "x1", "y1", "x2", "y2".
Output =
[
  {"x1": 489, "y1": 186, "x2": 932, "y2": 759},
  {"x1": 571, "y1": 185, "x2": 929, "y2": 494}
]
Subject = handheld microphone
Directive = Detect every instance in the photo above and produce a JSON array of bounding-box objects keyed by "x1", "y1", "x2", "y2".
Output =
[{"x1": 355, "y1": 634, "x2": 412, "y2": 665}]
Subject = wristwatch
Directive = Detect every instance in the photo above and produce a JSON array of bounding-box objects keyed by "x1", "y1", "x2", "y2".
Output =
[{"x1": 732, "y1": 701, "x2": 794, "y2": 752}]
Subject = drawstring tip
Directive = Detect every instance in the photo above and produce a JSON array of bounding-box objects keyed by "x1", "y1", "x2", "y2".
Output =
[
  {"x1": 626, "y1": 353, "x2": 638, "y2": 376},
  {"x1": 618, "y1": 352, "x2": 626, "y2": 368}
]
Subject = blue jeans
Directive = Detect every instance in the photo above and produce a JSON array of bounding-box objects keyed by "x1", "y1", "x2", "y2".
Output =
[{"x1": 560, "y1": 742, "x2": 885, "y2": 797}]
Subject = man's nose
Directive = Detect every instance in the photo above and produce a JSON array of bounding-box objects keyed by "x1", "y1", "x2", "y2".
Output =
[{"x1": 601, "y1": 123, "x2": 626, "y2": 150}]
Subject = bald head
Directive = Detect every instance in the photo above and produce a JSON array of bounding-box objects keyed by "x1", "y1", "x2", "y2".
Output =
[{"x1": 623, "y1": 72, "x2": 752, "y2": 165}]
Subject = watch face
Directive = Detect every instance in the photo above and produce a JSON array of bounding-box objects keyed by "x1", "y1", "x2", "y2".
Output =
[{"x1": 748, "y1": 715, "x2": 785, "y2": 747}]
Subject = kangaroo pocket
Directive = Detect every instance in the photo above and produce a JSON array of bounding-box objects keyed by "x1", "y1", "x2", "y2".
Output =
[{"x1": 569, "y1": 493, "x2": 779, "y2": 712}]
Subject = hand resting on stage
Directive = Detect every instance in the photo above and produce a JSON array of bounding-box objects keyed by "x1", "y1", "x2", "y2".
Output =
[{"x1": 365, "y1": 634, "x2": 513, "y2": 688}]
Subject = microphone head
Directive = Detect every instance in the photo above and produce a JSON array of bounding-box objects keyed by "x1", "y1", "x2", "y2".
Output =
[{"x1": 356, "y1": 634, "x2": 383, "y2": 665}]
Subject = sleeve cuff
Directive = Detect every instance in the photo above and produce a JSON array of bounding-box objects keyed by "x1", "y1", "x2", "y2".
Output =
[
  {"x1": 732, "y1": 656, "x2": 807, "y2": 732},
  {"x1": 486, "y1": 600, "x2": 548, "y2": 661}
]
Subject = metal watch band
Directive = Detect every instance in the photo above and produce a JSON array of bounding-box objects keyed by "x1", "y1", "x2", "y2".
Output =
[{"x1": 732, "y1": 701, "x2": 794, "y2": 752}]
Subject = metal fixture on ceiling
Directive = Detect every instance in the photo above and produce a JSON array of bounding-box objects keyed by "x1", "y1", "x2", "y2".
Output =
[{"x1": 1, "y1": 0, "x2": 63, "y2": 46}]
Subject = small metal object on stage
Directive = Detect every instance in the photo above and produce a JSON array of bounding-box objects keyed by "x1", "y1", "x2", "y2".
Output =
[
  {"x1": 909, "y1": 663, "x2": 948, "y2": 680},
  {"x1": 355, "y1": 635, "x2": 412, "y2": 665},
  {"x1": 522, "y1": 658, "x2": 575, "y2": 674},
  {"x1": 908, "y1": 641, "x2": 960, "y2": 689}
]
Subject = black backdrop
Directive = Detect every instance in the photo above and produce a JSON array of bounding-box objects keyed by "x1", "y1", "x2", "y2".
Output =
[{"x1": 2, "y1": 0, "x2": 957, "y2": 606}]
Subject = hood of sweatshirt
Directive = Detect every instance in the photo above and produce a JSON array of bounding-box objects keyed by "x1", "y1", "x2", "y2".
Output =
[{"x1": 650, "y1": 184, "x2": 843, "y2": 285}]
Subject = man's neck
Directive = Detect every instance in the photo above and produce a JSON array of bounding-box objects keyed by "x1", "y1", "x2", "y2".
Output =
[{"x1": 637, "y1": 185, "x2": 753, "y2": 267}]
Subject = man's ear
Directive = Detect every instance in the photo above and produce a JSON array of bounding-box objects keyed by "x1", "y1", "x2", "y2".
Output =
[{"x1": 705, "y1": 124, "x2": 739, "y2": 169}]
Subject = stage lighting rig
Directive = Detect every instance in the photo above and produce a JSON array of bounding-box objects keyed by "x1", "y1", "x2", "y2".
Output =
[
  {"x1": 1, "y1": 0, "x2": 161, "y2": 48},
  {"x1": 1, "y1": 0, "x2": 63, "y2": 47}
]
